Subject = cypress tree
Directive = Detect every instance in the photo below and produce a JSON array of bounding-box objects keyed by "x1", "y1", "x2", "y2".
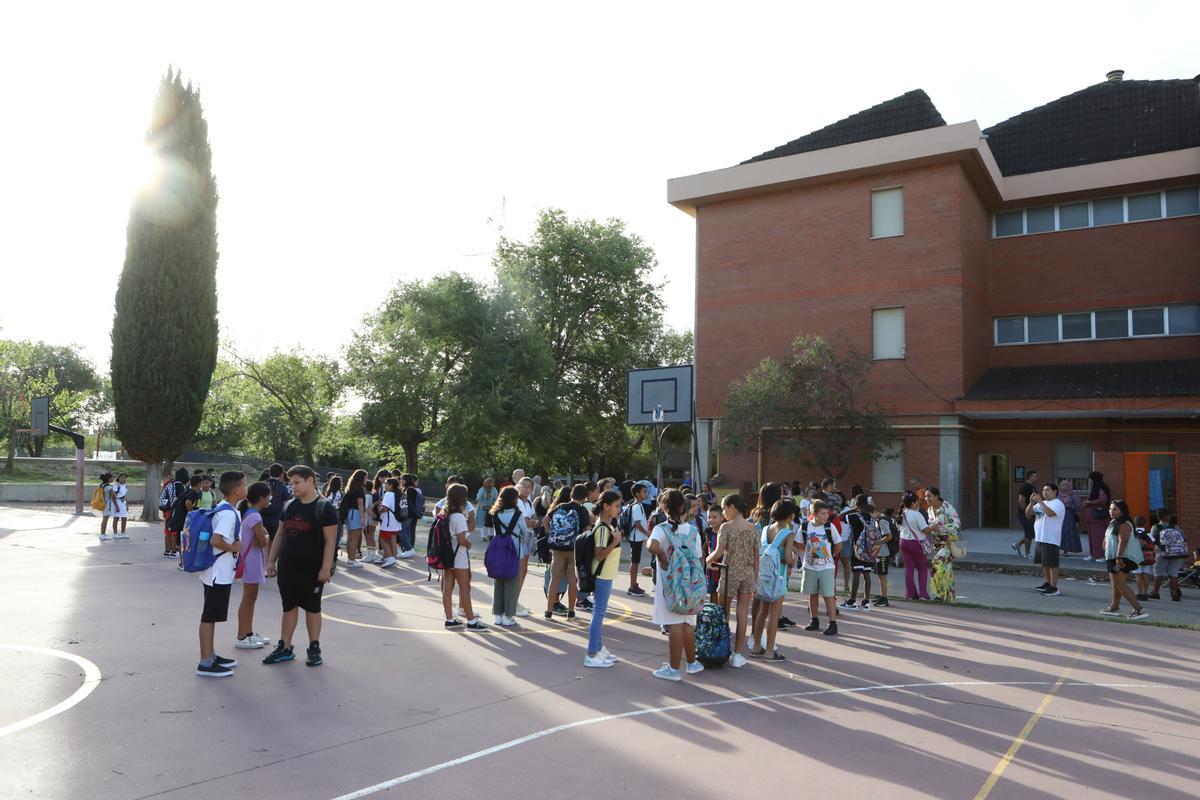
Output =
[{"x1": 111, "y1": 67, "x2": 219, "y2": 520}]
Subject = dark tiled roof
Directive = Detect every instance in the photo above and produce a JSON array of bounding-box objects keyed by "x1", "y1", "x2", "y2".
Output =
[
  {"x1": 742, "y1": 89, "x2": 946, "y2": 165},
  {"x1": 962, "y1": 359, "x2": 1200, "y2": 401},
  {"x1": 983, "y1": 78, "x2": 1200, "y2": 176}
]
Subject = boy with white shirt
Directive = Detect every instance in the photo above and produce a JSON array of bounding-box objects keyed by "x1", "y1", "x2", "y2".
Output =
[
  {"x1": 196, "y1": 471, "x2": 245, "y2": 678},
  {"x1": 1028, "y1": 482, "x2": 1066, "y2": 596}
]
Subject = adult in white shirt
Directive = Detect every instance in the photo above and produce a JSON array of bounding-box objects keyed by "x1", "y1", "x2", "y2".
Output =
[{"x1": 1027, "y1": 481, "x2": 1066, "y2": 596}]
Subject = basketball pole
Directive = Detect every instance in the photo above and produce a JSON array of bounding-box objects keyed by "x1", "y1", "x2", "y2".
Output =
[{"x1": 48, "y1": 424, "x2": 87, "y2": 515}]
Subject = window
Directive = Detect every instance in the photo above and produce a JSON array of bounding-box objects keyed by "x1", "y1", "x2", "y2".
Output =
[
  {"x1": 1165, "y1": 186, "x2": 1200, "y2": 217},
  {"x1": 996, "y1": 317, "x2": 1025, "y2": 344},
  {"x1": 1026, "y1": 206, "x2": 1055, "y2": 233},
  {"x1": 1027, "y1": 315, "x2": 1059, "y2": 343},
  {"x1": 871, "y1": 188, "x2": 903, "y2": 238},
  {"x1": 1053, "y1": 442, "x2": 1093, "y2": 492},
  {"x1": 1132, "y1": 307, "x2": 1165, "y2": 336},
  {"x1": 872, "y1": 307, "x2": 905, "y2": 359},
  {"x1": 873, "y1": 442, "x2": 904, "y2": 492},
  {"x1": 1094, "y1": 309, "x2": 1129, "y2": 339},
  {"x1": 1127, "y1": 192, "x2": 1162, "y2": 221},
  {"x1": 995, "y1": 211, "x2": 1023, "y2": 237},
  {"x1": 1091, "y1": 197, "x2": 1124, "y2": 226},
  {"x1": 1061, "y1": 313, "x2": 1092, "y2": 340},
  {"x1": 1169, "y1": 304, "x2": 1200, "y2": 335},
  {"x1": 1058, "y1": 202, "x2": 1089, "y2": 229}
]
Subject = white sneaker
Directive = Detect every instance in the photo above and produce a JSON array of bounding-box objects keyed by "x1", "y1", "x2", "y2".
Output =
[
  {"x1": 98, "y1": 534, "x2": 112, "y2": 541},
  {"x1": 381, "y1": 556, "x2": 397, "y2": 568},
  {"x1": 494, "y1": 615, "x2": 505, "y2": 625},
  {"x1": 114, "y1": 533, "x2": 130, "y2": 539},
  {"x1": 235, "y1": 636, "x2": 265, "y2": 649},
  {"x1": 251, "y1": 633, "x2": 272, "y2": 646},
  {"x1": 514, "y1": 606, "x2": 530, "y2": 618},
  {"x1": 346, "y1": 559, "x2": 364, "y2": 569},
  {"x1": 403, "y1": 549, "x2": 418, "y2": 558},
  {"x1": 598, "y1": 647, "x2": 620, "y2": 662},
  {"x1": 686, "y1": 660, "x2": 705, "y2": 675},
  {"x1": 729, "y1": 653, "x2": 748, "y2": 669},
  {"x1": 584, "y1": 655, "x2": 614, "y2": 668},
  {"x1": 501, "y1": 616, "x2": 518, "y2": 627}
]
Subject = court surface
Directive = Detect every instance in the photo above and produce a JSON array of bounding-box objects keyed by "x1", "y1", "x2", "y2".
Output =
[{"x1": 1, "y1": 507, "x2": 1197, "y2": 800}]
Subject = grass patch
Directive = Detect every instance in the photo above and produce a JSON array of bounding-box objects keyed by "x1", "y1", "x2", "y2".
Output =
[{"x1": 0, "y1": 463, "x2": 147, "y2": 484}]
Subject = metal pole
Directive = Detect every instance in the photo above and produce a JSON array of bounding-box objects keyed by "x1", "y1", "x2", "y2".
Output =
[{"x1": 74, "y1": 446, "x2": 85, "y2": 515}]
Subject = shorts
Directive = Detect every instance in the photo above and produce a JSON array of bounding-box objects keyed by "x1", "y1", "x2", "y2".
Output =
[
  {"x1": 279, "y1": 575, "x2": 324, "y2": 613},
  {"x1": 1154, "y1": 555, "x2": 1184, "y2": 578},
  {"x1": 851, "y1": 556, "x2": 875, "y2": 573},
  {"x1": 1134, "y1": 564, "x2": 1153, "y2": 575},
  {"x1": 200, "y1": 582, "x2": 232, "y2": 623},
  {"x1": 346, "y1": 509, "x2": 363, "y2": 531},
  {"x1": 453, "y1": 545, "x2": 471, "y2": 570},
  {"x1": 1019, "y1": 515, "x2": 1035, "y2": 541},
  {"x1": 1106, "y1": 558, "x2": 1137, "y2": 575},
  {"x1": 629, "y1": 539, "x2": 644, "y2": 564},
  {"x1": 550, "y1": 548, "x2": 576, "y2": 589},
  {"x1": 801, "y1": 568, "x2": 835, "y2": 597},
  {"x1": 719, "y1": 572, "x2": 755, "y2": 597},
  {"x1": 1035, "y1": 542, "x2": 1060, "y2": 569},
  {"x1": 875, "y1": 555, "x2": 892, "y2": 576},
  {"x1": 379, "y1": 530, "x2": 398, "y2": 539}
]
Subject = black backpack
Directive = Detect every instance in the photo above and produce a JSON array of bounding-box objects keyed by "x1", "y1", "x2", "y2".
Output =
[
  {"x1": 266, "y1": 478, "x2": 290, "y2": 522},
  {"x1": 576, "y1": 523, "x2": 606, "y2": 593}
]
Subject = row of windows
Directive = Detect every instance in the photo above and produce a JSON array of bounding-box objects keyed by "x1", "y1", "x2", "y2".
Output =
[
  {"x1": 993, "y1": 186, "x2": 1200, "y2": 238},
  {"x1": 994, "y1": 304, "x2": 1200, "y2": 346}
]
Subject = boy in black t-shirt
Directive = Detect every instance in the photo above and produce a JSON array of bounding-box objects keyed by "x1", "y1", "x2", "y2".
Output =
[{"x1": 263, "y1": 465, "x2": 339, "y2": 667}]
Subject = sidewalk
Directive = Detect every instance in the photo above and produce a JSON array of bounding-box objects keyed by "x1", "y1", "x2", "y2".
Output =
[{"x1": 954, "y1": 527, "x2": 1106, "y2": 577}]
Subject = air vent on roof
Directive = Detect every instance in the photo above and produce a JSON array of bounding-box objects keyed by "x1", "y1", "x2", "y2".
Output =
[{"x1": 1106, "y1": 69, "x2": 1125, "y2": 82}]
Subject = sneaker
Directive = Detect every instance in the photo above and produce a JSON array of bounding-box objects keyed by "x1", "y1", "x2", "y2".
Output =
[
  {"x1": 1041, "y1": 587, "x2": 1062, "y2": 597},
  {"x1": 400, "y1": 549, "x2": 417, "y2": 558},
  {"x1": 500, "y1": 616, "x2": 518, "y2": 627},
  {"x1": 381, "y1": 556, "x2": 397, "y2": 568},
  {"x1": 598, "y1": 647, "x2": 619, "y2": 662},
  {"x1": 372, "y1": 555, "x2": 386, "y2": 564},
  {"x1": 1010, "y1": 542, "x2": 1022, "y2": 556},
  {"x1": 823, "y1": 621, "x2": 839, "y2": 637},
  {"x1": 1036, "y1": 582, "x2": 1052, "y2": 592},
  {"x1": 584, "y1": 655, "x2": 614, "y2": 668},
  {"x1": 779, "y1": 616, "x2": 796, "y2": 627},
  {"x1": 1098, "y1": 608, "x2": 1122, "y2": 617},
  {"x1": 553, "y1": 603, "x2": 568, "y2": 617},
  {"x1": 1094, "y1": 557, "x2": 1107, "y2": 563},
  {"x1": 1135, "y1": 593, "x2": 1149, "y2": 601},
  {"x1": 858, "y1": 601, "x2": 871, "y2": 610},
  {"x1": 235, "y1": 636, "x2": 265, "y2": 649},
  {"x1": 685, "y1": 660, "x2": 705, "y2": 675},
  {"x1": 250, "y1": 633, "x2": 272, "y2": 646},
  {"x1": 466, "y1": 619, "x2": 487, "y2": 631},
  {"x1": 838, "y1": 600, "x2": 857, "y2": 611},
  {"x1": 444, "y1": 619, "x2": 463, "y2": 629},
  {"x1": 1023, "y1": 553, "x2": 1033, "y2": 560},
  {"x1": 163, "y1": 550, "x2": 173, "y2": 558},
  {"x1": 729, "y1": 653, "x2": 748, "y2": 669},
  {"x1": 874, "y1": 597, "x2": 890, "y2": 607},
  {"x1": 262, "y1": 642, "x2": 294, "y2": 664},
  {"x1": 177, "y1": 563, "x2": 185, "y2": 571},
  {"x1": 544, "y1": 611, "x2": 554, "y2": 620},
  {"x1": 346, "y1": 559, "x2": 364, "y2": 569},
  {"x1": 1146, "y1": 593, "x2": 1161, "y2": 600},
  {"x1": 1128, "y1": 610, "x2": 1149, "y2": 620},
  {"x1": 627, "y1": 586, "x2": 646, "y2": 597},
  {"x1": 514, "y1": 606, "x2": 530, "y2": 617},
  {"x1": 566, "y1": 611, "x2": 576, "y2": 620},
  {"x1": 576, "y1": 599, "x2": 594, "y2": 611},
  {"x1": 494, "y1": 615, "x2": 505, "y2": 625},
  {"x1": 652, "y1": 664, "x2": 682, "y2": 682},
  {"x1": 305, "y1": 642, "x2": 323, "y2": 667},
  {"x1": 196, "y1": 661, "x2": 234, "y2": 678},
  {"x1": 115, "y1": 532, "x2": 130, "y2": 539},
  {"x1": 99, "y1": 534, "x2": 112, "y2": 542},
  {"x1": 804, "y1": 618, "x2": 821, "y2": 631}
]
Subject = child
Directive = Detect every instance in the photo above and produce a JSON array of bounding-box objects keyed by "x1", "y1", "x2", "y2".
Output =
[
  {"x1": 197, "y1": 476, "x2": 215, "y2": 510},
  {"x1": 196, "y1": 471, "x2": 245, "y2": 677},
  {"x1": 263, "y1": 465, "x2": 341, "y2": 666},
  {"x1": 848, "y1": 504, "x2": 880, "y2": 608},
  {"x1": 705, "y1": 505, "x2": 725, "y2": 604},
  {"x1": 362, "y1": 478, "x2": 378, "y2": 565},
  {"x1": 707, "y1": 493, "x2": 759, "y2": 668},
  {"x1": 110, "y1": 473, "x2": 130, "y2": 538},
  {"x1": 1134, "y1": 516, "x2": 1155, "y2": 599},
  {"x1": 175, "y1": 475, "x2": 204, "y2": 571},
  {"x1": 377, "y1": 477, "x2": 403, "y2": 567},
  {"x1": 802, "y1": 500, "x2": 843, "y2": 636},
  {"x1": 584, "y1": 490, "x2": 623, "y2": 667},
  {"x1": 838, "y1": 495, "x2": 869, "y2": 611},
  {"x1": 234, "y1": 482, "x2": 272, "y2": 650},
  {"x1": 98, "y1": 472, "x2": 114, "y2": 541},
  {"x1": 874, "y1": 508, "x2": 898, "y2": 607},
  {"x1": 625, "y1": 481, "x2": 652, "y2": 597},
  {"x1": 439, "y1": 482, "x2": 484, "y2": 631},
  {"x1": 648, "y1": 489, "x2": 704, "y2": 681},
  {"x1": 1151, "y1": 513, "x2": 1187, "y2": 601},
  {"x1": 489, "y1": 486, "x2": 529, "y2": 627},
  {"x1": 750, "y1": 498, "x2": 797, "y2": 661}
]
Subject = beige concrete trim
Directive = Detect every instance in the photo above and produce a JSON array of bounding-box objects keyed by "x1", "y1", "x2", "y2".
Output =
[{"x1": 1000, "y1": 147, "x2": 1200, "y2": 203}]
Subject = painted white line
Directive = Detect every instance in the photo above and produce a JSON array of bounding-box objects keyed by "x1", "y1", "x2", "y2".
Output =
[
  {"x1": 0, "y1": 644, "x2": 102, "y2": 738},
  {"x1": 328, "y1": 680, "x2": 1164, "y2": 799}
]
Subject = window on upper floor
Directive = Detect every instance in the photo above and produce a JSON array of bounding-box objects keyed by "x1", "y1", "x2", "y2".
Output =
[
  {"x1": 993, "y1": 186, "x2": 1200, "y2": 238},
  {"x1": 872, "y1": 307, "x2": 905, "y2": 359},
  {"x1": 871, "y1": 187, "x2": 903, "y2": 238},
  {"x1": 994, "y1": 304, "x2": 1200, "y2": 345}
]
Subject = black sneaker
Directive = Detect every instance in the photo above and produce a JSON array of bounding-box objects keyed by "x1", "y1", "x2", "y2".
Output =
[
  {"x1": 874, "y1": 597, "x2": 890, "y2": 607},
  {"x1": 779, "y1": 616, "x2": 796, "y2": 627},
  {"x1": 804, "y1": 618, "x2": 821, "y2": 632},
  {"x1": 306, "y1": 641, "x2": 322, "y2": 667},
  {"x1": 576, "y1": 599, "x2": 594, "y2": 611},
  {"x1": 444, "y1": 619, "x2": 464, "y2": 629},
  {"x1": 196, "y1": 661, "x2": 234, "y2": 678},
  {"x1": 1036, "y1": 582, "x2": 1052, "y2": 592},
  {"x1": 823, "y1": 621, "x2": 839, "y2": 637},
  {"x1": 552, "y1": 603, "x2": 568, "y2": 617},
  {"x1": 466, "y1": 619, "x2": 487, "y2": 631},
  {"x1": 262, "y1": 641, "x2": 295, "y2": 664},
  {"x1": 566, "y1": 611, "x2": 576, "y2": 620},
  {"x1": 212, "y1": 654, "x2": 237, "y2": 668},
  {"x1": 627, "y1": 586, "x2": 646, "y2": 596},
  {"x1": 1041, "y1": 587, "x2": 1062, "y2": 597}
]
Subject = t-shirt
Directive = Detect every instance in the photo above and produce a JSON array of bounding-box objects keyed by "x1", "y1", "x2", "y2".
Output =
[
  {"x1": 341, "y1": 488, "x2": 365, "y2": 519},
  {"x1": 379, "y1": 491, "x2": 404, "y2": 532},
  {"x1": 900, "y1": 508, "x2": 928, "y2": 540},
  {"x1": 800, "y1": 521, "x2": 840, "y2": 571},
  {"x1": 435, "y1": 497, "x2": 474, "y2": 516},
  {"x1": 517, "y1": 496, "x2": 536, "y2": 528},
  {"x1": 592, "y1": 522, "x2": 622, "y2": 581},
  {"x1": 629, "y1": 501, "x2": 649, "y2": 543},
  {"x1": 449, "y1": 511, "x2": 469, "y2": 546},
  {"x1": 277, "y1": 497, "x2": 339, "y2": 579},
  {"x1": 197, "y1": 490, "x2": 215, "y2": 510},
  {"x1": 1032, "y1": 497, "x2": 1066, "y2": 546},
  {"x1": 169, "y1": 489, "x2": 201, "y2": 531},
  {"x1": 1017, "y1": 482, "x2": 1035, "y2": 510},
  {"x1": 199, "y1": 502, "x2": 240, "y2": 587}
]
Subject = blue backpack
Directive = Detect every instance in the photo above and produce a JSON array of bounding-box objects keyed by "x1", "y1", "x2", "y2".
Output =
[
  {"x1": 484, "y1": 512, "x2": 520, "y2": 580},
  {"x1": 756, "y1": 524, "x2": 791, "y2": 601},
  {"x1": 547, "y1": 505, "x2": 581, "y2": 550},
  {"x1": 661, "y1": 524, "x2": 707, "y2": 615},
  {"x1": 182, "y1": 506, "x2": 239, "y2": 573}
]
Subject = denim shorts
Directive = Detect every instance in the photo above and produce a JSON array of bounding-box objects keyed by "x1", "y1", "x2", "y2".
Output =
[{"x1": 346, "y1": 508, "x2": 363, "y2": 531}]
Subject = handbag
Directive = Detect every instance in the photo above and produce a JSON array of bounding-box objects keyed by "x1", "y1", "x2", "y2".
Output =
[
  {"x1": 903, "y1": 513, "x2": 933, "y2": 559},
  {"x1": 949, "y1": 540, "x2": 966, "y2": 560},
  {"x1": 1091, "y1": 506, "x2": 1107, "y2": 520}
]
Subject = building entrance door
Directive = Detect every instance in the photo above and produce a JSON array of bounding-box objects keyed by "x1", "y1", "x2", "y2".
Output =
[
  {"x1": 1123, "y1": 452, "x2": 1178, "y2": 523},
  {"x1": 980, "y1": 453, "x2": 1010, "y2": 528}
]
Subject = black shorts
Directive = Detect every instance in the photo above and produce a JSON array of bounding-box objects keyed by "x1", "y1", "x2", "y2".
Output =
[
  {"x1": 875, "y1": 555, "x2": 892, "y2": 576},
  {"x1": 851, "y1": 556, "x2": 875, "y2": 573},
  {"x1": 279, "y1": 575, "x2": 324, "y2": 613},
  {"x1": 1035, "y1": 542, "x2": 1060, "y2": 568},
  {"x1": 1106, "y1": 557, "x2": 1138, "y2": 575},
  {"x1": 1019, "y1": 515, "x2": 1035, "y2": 541},
  {"x1": 629, "y1": 540, "x2": 644, "y2": 564},
  {"x1": 200, "y1": 583, "x2": 232, "y2": 623}
]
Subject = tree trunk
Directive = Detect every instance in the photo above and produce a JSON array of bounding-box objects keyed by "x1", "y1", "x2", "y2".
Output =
[
  {"x1": 33, "y1": 436, "x2": 45, "y2": 457},
  {"x1": 4, "y1": 427, "x2": 14, "y2": 474},
  {"x1": 403, "y1": 441, "x2": 419, "y2": 475},
  {"x1": 138, "y1": 460, "x2": 166, "y2": 522}
]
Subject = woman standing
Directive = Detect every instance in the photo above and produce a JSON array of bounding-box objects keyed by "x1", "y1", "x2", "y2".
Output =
[
  {"x1": 899, "y1": 490, "x2": 934, "y2": 601},
  {"x1": 476, "y1": 477, "x2": 498, "y2": 536},
  {"x1": 341, "y1": 470, "x2": 367, "y2": 568},
  {"x1": 925, "y1": 487, "x2": 961, "y2": 602},
  {"x1": 1101, "y1": 500, "x2": 1149, "y2": 620},
  {"x1": 488, "y1": 486, "x2": 528, "y2": 627},
  {"x1": 1058, "y1": 479, "x2": 1083, "y2": 555},
  {"x1": 1082, "y1": 471, "x2": 1111, "y2": 562}
]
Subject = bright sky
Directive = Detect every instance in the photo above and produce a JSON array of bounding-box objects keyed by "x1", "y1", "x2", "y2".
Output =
[{"x1": 1, "y1": 1, "x2": 1196, "y2": 371}]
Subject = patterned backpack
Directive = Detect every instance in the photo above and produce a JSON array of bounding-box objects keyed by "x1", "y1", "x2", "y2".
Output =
[
  {"x1": 695, "y1": 602, "x2": 731, "y2": 667},
  {"x1": 1159, "y1": 526, "x2": 1189, "y2": 559},
  {"x1": 756, "y1": 525, "x2": 791, "y2": 602},
  {"x1": 661, "y1": 523, "x2": 707, "y2": 615}
]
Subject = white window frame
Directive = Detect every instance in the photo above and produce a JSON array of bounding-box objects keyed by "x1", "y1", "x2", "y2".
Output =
[
  {"x1": 870, "y1": 186, "x2": 904, "y2": 239},
  {"x1": 872, "y1": 306, "x2": 906, "y2": 360},
  {"x1": 994, "y1": 304, "x2": 1199, "y2": 346},
  {"x1": 990, "y1": 185, "x2": 1200, "y2": 239}
]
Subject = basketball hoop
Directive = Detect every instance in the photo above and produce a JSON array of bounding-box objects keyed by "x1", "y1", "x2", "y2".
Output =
[
  {"x1": 12, "y1": 428, "x2": 36, "y2": 449},
  {"x1": 652, "y1": 404, "x2": 665, "y2": 424}
]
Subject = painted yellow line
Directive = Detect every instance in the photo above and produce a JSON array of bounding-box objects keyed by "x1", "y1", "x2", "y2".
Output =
[{"x1": 973, "y1": 650, "x2": 1080, "y2": 800}]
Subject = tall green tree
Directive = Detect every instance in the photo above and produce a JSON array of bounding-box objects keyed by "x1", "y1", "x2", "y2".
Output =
[
  {"x1": 720, "y1": 334, "x2": 895, "y2": 479},
  {"x1": 233, "y1": 351, "x2": 343, "y2": 466},
  {"x1": 110, "y1": 68, "x2": 219, "y2": 519}
]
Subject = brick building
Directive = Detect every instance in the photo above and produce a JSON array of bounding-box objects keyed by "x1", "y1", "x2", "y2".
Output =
[{"x1": 668, "y1": 71, "x2": 1200, "y2": 533}]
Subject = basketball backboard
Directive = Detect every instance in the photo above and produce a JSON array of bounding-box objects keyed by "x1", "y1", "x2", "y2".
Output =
[
  {"x1": 30, "y1": 396, "x2": 50, "y2": 437},
  {"x1": 626, "y1": 365, "x2": 693, "y2": 426}
]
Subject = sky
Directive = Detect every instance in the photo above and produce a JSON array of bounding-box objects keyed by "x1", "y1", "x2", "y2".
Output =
[{"x1": 1, "y1": 1, "x2": 1197, "y2": 371}]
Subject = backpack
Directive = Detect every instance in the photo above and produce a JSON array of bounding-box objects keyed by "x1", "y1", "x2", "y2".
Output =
[
  {"x1": 1159, "y1": 527, "x2": 1189, "y2": 558},
  {"x1": 661, "y1": 523, "x2": 707, "y2": 615},
  {"x1": 547, "y1": 504, "x2": 581, "y2": 550},
  {"x1": 181, "y1": 506, "x2": 239, "y2": 573},
  {"x1": 266, "y1": 478, "x2": 290, "y2": 522},
  {"x1": 617, "y1": 503, "x2": 635, "y2": 537},
  {"x1": 484, "y1": 512, "x2": 520, "y2": 580},
  {"x1": 90, "y1": 485, "x2": 107, "y2": 512},
  {"x1": 756, "y1": 525, "x2": 791, "y2": 602},
  {"x1": 410, "y1": 487, "x2": 425, "y2": 521},
  {"x1": 575, "y1": 522, "x2": 608, "y2": 594},
  {"x1": 425, "y1": 513, "x2": 458, "y2": 579},
  {"x1": 158, "y1": 480, "x2": 178, "y2": 513},
  {"x1": 695, "y1": 602, "x2": 732, "y2": 667},
  {"x1": 854, "y1": 518, "x2": 882, "y2": 563},
  {"x1": 281, "y1": 497, "x2": 338, "y2": 575}
]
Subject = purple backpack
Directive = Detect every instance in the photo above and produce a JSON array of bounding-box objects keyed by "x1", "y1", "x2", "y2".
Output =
[{"x1": 484, "y1": 511, "x2": 520, "y2": 580}]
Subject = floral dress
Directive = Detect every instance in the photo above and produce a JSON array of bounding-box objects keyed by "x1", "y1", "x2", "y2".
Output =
[{"x1": 927, "y1": 502, "x2": 961, "y2": 602}]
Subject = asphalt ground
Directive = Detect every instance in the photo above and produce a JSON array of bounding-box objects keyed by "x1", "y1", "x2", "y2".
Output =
[{"x1": 1, "y1": 507, "x2": 1198, "y2": 800}]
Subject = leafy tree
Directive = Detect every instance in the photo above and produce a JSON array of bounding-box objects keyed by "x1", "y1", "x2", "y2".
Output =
[
  {"x1": 720, "y1": 334, "x2": 895, "y2": 479},
  {"x1": 233, "y1": 351, "x2": 343, "y2": 466},
  {"x1": 188, "y1": 359, "x2": 251, "y2": 454},
  {"x1": 110, "y1": 68, "x2": 219, "y2": 518},
  {"x1": 0, "y1": 339, "x2": 106, "y2": 461}
]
